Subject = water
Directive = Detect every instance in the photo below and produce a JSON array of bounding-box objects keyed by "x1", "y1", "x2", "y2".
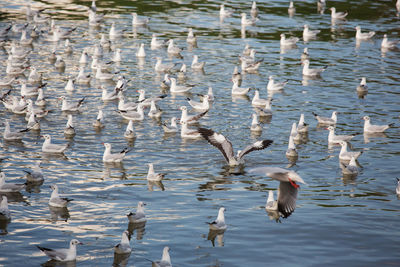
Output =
[{"x1": 0, "y1": 0, "x2": 400, "y2": 266}]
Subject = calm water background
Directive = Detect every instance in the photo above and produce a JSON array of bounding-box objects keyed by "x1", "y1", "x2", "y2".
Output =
[{"x1": 0, "y1": 0, "x2": 400, "y2": 266}]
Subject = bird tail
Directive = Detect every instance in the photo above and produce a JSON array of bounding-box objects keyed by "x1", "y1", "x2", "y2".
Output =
[
  {"x1": 78, "y1": 98, "x2": 85, "y2": 107},
  {"x1": 388, "y1": 123, "x2": 395, "y2": 127},
  {"x1": 312, "y1": 112, "x2": 318, "y2": 117}
]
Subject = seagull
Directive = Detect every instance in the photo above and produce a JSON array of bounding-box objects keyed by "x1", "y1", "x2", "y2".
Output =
[
  {"x1": 286, "y1": 135, "x2": 297, "y2": 158},
  {"x1": 290, "y1": 122, "x2": 301, "y2": 143},
  {"x1": 124, "y1": 120, "x2": 135, "y2": 139},
  {"x1": 381, "y1": 34, "x2": 400, "y2": 49},
  {"x1": 79, "y1": 50, "x2": 89, "y2": 64},
  {"x1": 75, "y1": 66, "x2": 91, "y2": 84},
  {"x1": 187, "y1": 95, "x2": 210, "y2": 112},
  {"x1": 118, "y1": 95, "x2": 140, "y2": 111},
  {"x1": 114, "y1": 230, "x2": 131, "y2": 254},
  {"x1": 54, "y1": 55, "x2": 66, "y2": 69},
  {"x1": 24, "y1": 161, "x2": 44, "y2": 183},
  {"x1": 0, "y1": 172, "x2": 26, "y2": 193},
  {"x1": 180, "y1": 121, "x2": 202, "y2": 139},
  {"x1": 3, "y1": 120, "x2": 30, "y2": 141},
  {"x1": 341, "y1": 156, "x2": 359, "y2": 176},
  {"x1": 280, "y1": 33, "x2": 299, "y2": 47},
  {"x1": 170, "y1": 78, "x2": 194, "y2": 93},
  {"x1": 102, "y1": 86, "x2": 119, "y2": 101},
  {"x1": 232, "y1": 66, "x2": 242, "y2": 84},
  {"x1": 34, "y1": 89, "x2": 47, "y2": 107},
  {"x1": 363, "y1": 116, "x2": 393, "y2": 133},
  {"x1": 148, "y1": 100, "x2": 163, "y2": 119},
  {"x1": 64, "y1": 114, "x2": 75, "y2": 136},
  {"x1": 208, "y1": 207, "x2": 227, "y2": 230},
  {"x1": 301, "y1": 48, "x2": 310, "y2": 63},
  {"x1": 297, "y1": 114, "x2": 308, "y2": 134},
  {"x1": 109, "y1": 22, "x2": 123, "y2": 40},
  {"x1": 357, "y1": 77, "x2": 368, "y2": 94},
  {"x1": 191, "y1": 55, "x2": 205, "y2": 70},
  {"x1": 59, "y1": 96, "x2": 85, "y2": 112},
  {"x1": 167, "y1": 39, "x2": 182, "y2": 55},
  {"x1": 219, "y1": 4, "x2": 233, "y2": 20},
  {"x1": 112, "y1": 48, "x2": 121, "y2": 62},
  {"x1": 151, "y1": 246, "x2": 172, "y2": 267},
  {"x1": 250, "y1": 1, "x2": 258, "y2": 17},
  {"x1": 186, "y1": 28, "x2": 197, "y2": 45},
  {"x1": 327, "y1": 126, "x2": 357, "y2": 144},
  {"x1": 250, "y1": 113, "x2": 262, "y2": 133},
  {"x1": 249, "y1": 167, "x2": 305, "y2": 218},
  {"x1": 288, "y1": 1, "x2": 295, "y2": 16},
  {"x1": 241, "y1": 13, "x2": 257, "y2": 26},
  {"x1": 42, "y1": 134, "x2": 68, "y2": 153},
  {"x1": 355, "y1": 26, "x2": 375, "y2": 40},
  {"x1": 162, "y1": 117, "x2": 178, "y2": 134},
  {"x1": 302, "y1": 60, "x2": 327, "y2": 76},
  {"x1": 118, "y1": 104, "x2": 145, "y2": 121},
  {"x1": 132, "y1": 12, "x2": 149, "y2": 26},
  {"x1": 137, "y1": 89, "x2": 167, "y2": 107},
  {"x1": 198, "y1": 127, "x2": 273, "y2": 166},
  {"x1": 127, "y1": 201, "x2": 146, "y2": 223},
  {"x1": 151, "y1": 34, "x2": 167, "y2": 50},
  {"x1": 27, "y1": 113, "x2": 40, "y2": 131},
  {"x1": 64, "y1": 78, "x2": 75, "y2": 92},
  {"x1": 147, "y1": 163, "x2": 165, "y2": 181},
  {"x1": 0, "y1": 196, "x2": 11, "y2": 221},
  {"x1": 330, "y1": 7, "x2": 348, "y2": 20},
  {"x1": 251, "y1": 90, "x2": 268, "y2": 107},
  {"x1": 93, "y1": 110, "x2": 105, "y2": 128},
  {"x1": 64, "y1": 39, "x2": 73, "y2": 54},
  {"x1": 232, "y1": 79, "x2": 251, "y2": 96},
  {"x1": 265, "y1": 190, "x2": 278, "y2": 212},
  {"x1": 36, "y1": 239, "x2": 82, "y2": 262},
  {"x1": 303, "y1": 24, "x2": 320, "y2": 40},
  {"x1": 197, "y1": 86, "x2": 214, "y2": 102},
  {"x1": 28, "y1": 67, "x2": 42, "y2": 84},
  {"x1": 49, "y1": 184, "x2": 73, "y2": 208},
  {"x1": 179, "y1": 106, "x2": 208, "y2": 125},
  {"x1": 312, "y1": 111, "x2": 338, "y2": 125},
  {"x1": 136, "y1": 43, "x2": 146, "y2": 58},
  {"x1": 241, "y1": 59, "x2": 262, "y2": 73},
  {"x1": 339, "y1": 141, "x2": 363, "y2": 161},
  {"x1": 103, "y1": 143, "x2": 129, "y2": 163},
  {"x1": 255, "y1": 98, "x2": 272, "y2": 117},
  {"x1": 154, "y1": 57, "x2": 177, "y2": 73},
  {"x1": 267, "y1": 75, "x2": 288, "y2": 91}
]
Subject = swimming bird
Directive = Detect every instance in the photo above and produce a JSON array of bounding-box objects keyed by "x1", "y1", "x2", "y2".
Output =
[
  {"x1": 197, "y1": 86, "x2": 214, "y2": 102},
  {"x1": 54, "y1": 55, "x2": 66, "y2": 69},
  {"x1": 27, "y1": 113, "x2": 40, "y2": 130},
  {"x1": 137, "y1": 89, "x2": 167, "y2": 107},
  {"x1": 28, "y1": 67, "x2": 42, "y2": 84},
  {"x1": 265, "y1": 190, "x2": 278, "y2": 212},
  {"x1": 148, "y1": 100, "x2": 163, "y2": 119},
  {"x1": 136, "y1": 43, "x2": 146, "y2": 58},
  {"x1": 186, "y1": 28, "x2": 197, "y2": 45},
  {"x1": 42, "y1": 134, "x2": 68, "y2": 153},
  {"x1": 232, "y1": 66, "x2": 242, "y2": 84},
  {"x1": 250, "y1": 113, "x2": 262, "y2": 133},
  {"x1": 208, "y1": 207, "x2": 227, "y2": 230},
  {"x1": 118, "y1": 104, "x2": 145, "y2": 121},
  {"x1": 220, "y1": 4, "x2": 233, "y2": 20},
  {"x1": 301, "y1": 48, "x2": 310, "y2": 63},
  {"x1": 151, "y1": 34, "x2": 167, "y2": 50},
  {"x1": 0, "y1": 196, "x2": 11, "y2": 220},
  {"x1": 109, "y1": 22, "x2": 123, "y2": 40},
  {"x1": 303, "y1": 24, "x2": 320, "y2": 40},
  {"x1": 103, "y1": 143, "x2": 129, "y2": 163},
  {"x1": 249, "y1": 167, "x2": 305, "y2": 218},
  {"x1": 251, "y1": 1, "x2": 258, "y2": 17},
  {"x1": 3, "y1": 120, "x2": 30, "y2": 141},
  {"x1": 363, "y1": 116, "x2": 393, "y2": 133},
  {"x1": 64, "y1": 114, "x2": 75, "y2": 136},
  {"x1": 59, "y1": 96, "x2": 84, "y2": 112},
  {"x1": 381, "y1": 34, "x2": 400, "y2": 49},
  {"x1": 127, "y1": 201, "x2": 146, "y2": 223},
  {"x1": 147, "y1": 163, "x2": 165, "y2": 181},
  {"x1": 132, "y1": 12, "x2": 149, "y2": 26},
  {"x1": 198, "y1": 127, "x2": 273, "y2": 166},
  {"x1": 180, "y1": 106, "x2": 208, "y2": 125},
  {"x1": 93, "y1": 110, "x2": 105, "y2": 128},
  {"x1": 64, "y1": 78, "x2": 75, "y2": 92},
  {"x1": 327, "y1": 126, "x2": 356, "y2": 144},
  {"x1": 49, "y1": 184, "x2": 73, "y2": 208},
  {"x1": 102, "y1": 86, "x2": 119, "y2": 101},
  {"x1": 118, "y1": 94, "x2": 140, "y2": 112},
  {"x1": 170, "y1": 78, "x2": 194, "y2": 93},
  {"x1": 251, "y1": 90, "x2": 268, "y2": 107},
  {"x1": 187, "y1": 95, "x2": 210, "y2": 112},
  {"x1": 312, "y1": 111, "x2": 337, "y2": 125},
  {"x1": 286, "y1": 135, "x2": 297, "y2": 158},
  {"x1": 341, "y1": 156, "x2": 359, "y2": 175},
  {"x1": 180, "y1": 121, "x2": 202, "y2": 139},
  {"x1": 255, "y1": 98, "x2": 272, "y2": 117},
  {"x1": 167, "y1": 39, "x2": 182, "y2": 55},
  {"x1": 162, "y1": 117, "x2": 178, "y2": 134},
  {"x1": 297, "y1": 114, "x2": 308, "y2": 134},
  {"x1": 124, "y1": 120, "x2": 135, "y2": 139},
  {"x1": 280, "y1": 33, "x2": 299, "y2": 47},
  {"x1": 357, "y1": 77, "x2": 368, "y2": 94},
  {"x1": 36, "y1": 239, "x2": 82, "y2": 262},
  {"x1": 302, "y1": 60, "x2": 327, "y2": 76},
  {"x1": 191, "y1": 55, "x2": 205, "y2": 70},
  {"x1": 232, "y1": 79, "x2": 251, "y2": 96},
  {"x1": 0, "y1": 172, "x2": 25, "y2": 193},
  {"x1": 154, "y1": 57, "x2": 177, "y2": 73},
  {"x1": 75, "y1": 66, "x2": 91, "y2": 84},
  {"x1": 114, "y1": 230, "x2": 131, "y2": 254},
  {"x1": 112, "y1": 48, "x2": 121, "y2": 62},
  {"x1": 241, "y1": 13, "x2": 257, "y2": 26},
  {"x1": 267, "y1": 75, "x2": 288, "y2": 91},
  {"x1": 355, "y1": 26, "x2": 375, "y2": 40},
  {"x1": 151, "y1": 246, "x2": 172, "y2": 267},
  {"x1": 24, "y1": 161, "x2": 44, "y2": 183},
  {"x1": 330, "y1": 7, "x2": 348, "y2": 20},
  {"x1": 288, "y1": 1, "x2": 295, "y2": 16},
  {"x1": 241, "y1": 59, "x2": 263, "y2": 73},
  {"x1": 339, "y1": 141, "x2": 363, "y2": 161}
]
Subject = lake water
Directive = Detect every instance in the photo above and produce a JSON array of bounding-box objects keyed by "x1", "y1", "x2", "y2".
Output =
[{"x1": 0, "y1": 0, "x2": 399, "y2": 266}]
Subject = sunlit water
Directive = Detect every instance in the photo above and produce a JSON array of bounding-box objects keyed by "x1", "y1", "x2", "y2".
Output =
[{"x1": 0, "y1": 0, "x2": 399, "y2": 266}]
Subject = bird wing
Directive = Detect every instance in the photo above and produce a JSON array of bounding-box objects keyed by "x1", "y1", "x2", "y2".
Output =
[
  {"x1": 198, "y1": 128, "x2": 234, "y2": 163},
  {"x1": 277, "y1": 181, "x2": 298, "y2": 218},
  {"x1": 187, "y1": 110, "x2": 208, "y2": 123},
  {"x1": 37, "y1": 246, "x2": 68, "y2": 261},
  {"x1": 238, "y1": 139, "x2": 273, "y2": 160}
]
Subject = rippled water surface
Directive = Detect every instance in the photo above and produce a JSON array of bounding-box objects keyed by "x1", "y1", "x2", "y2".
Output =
[{"x1": 0, "y1": 0, "x2": 400, "y2": 266}]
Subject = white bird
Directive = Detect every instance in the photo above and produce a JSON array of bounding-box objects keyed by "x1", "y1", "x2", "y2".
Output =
[
  {"x1": 302, "y1": 60, "x2": 327, "y2": 76},
  {"x1": 79, "y1": 50, "x2": 89, "y2": 64},
  {"x1": 36, "y1": 239, "x2": 82, "y2": 262},
  {"x1": 251, "y1": 1, "x2": 258, "y2": 17},
  {"x1": 64, "y1": 78, "x2": 75, "y2": 92},
  {"x1": 341, "y1": 156, "x2": 359, "y2": 175},
  {"x1": 179, "y1": 106, "x2": 208, "y2": 125},
  {"x1": 303, "y1": 24, "x2": 320, "y2": 40},
  {"x1": 363, "y1": 116, "x2": 393, "y2": 133},
  {"x1": 267, "y1": 75, "x2": 288, "y2": 91},
  {"x1": 114, "y1": 230, "x2": 131, "y2": 254},
  {"x1": 249, "y1": 167, "x2": 306, "y2": 218},
  {"x1": 286, "y1": 135, "x2": 297, "y2": 158},
  {"x1": 187, "y1": 95, "x2": 210, "y2": 112},
  {"x1": 265, "y1": 190, "x2": 278, "y2": 212},
  {"x1": 54, "y1": 55, "x2": 66, "y2": 69},
  {"x1": 75, "y1": 66, "x2": 91, "y2": 84},
  {"x1": 312, "y1": 111, "x2": 338, "y2": 125},
  {"x1": 132, "y1": 12, "x2": 149, "y2": 26},
  {"x1": 288, "y1": 1, "x2": 295, "y2": 16},
  {"x1": 95, "y1": 65, "x2": 115, "y2": 80},
  {"x1": 112, "y1": 48, "x2": 121, "y2": 62},
  {"x1": 381, "y1": 34, "x2": 400, "y2": 49},
  {"x1": 59, "y1": 96, "x2": 84, "y2": 112},
  {"x1": 118, "y1": 95, "x2": 140, "y2": 112},
  {"x1": 3, "y1": 120, "x2": 29, "y2": 141},
  {"x1": 118, "y1": 104, "x2": 145, "y2": 121},
  {"x1": 102, "y1": 86, "x2": 119, "y2": 101},
  {"x1": 64, "y1": 114, "x2": 75, "y2": 136},
  {"x1": 137, "y1": 89, "x2": 167, "y2": 107},
  {"x1": 339, "y1": 141, "x2": 363, "y2": 161},
  {"x1": 297, "y1": 114, "x2": 308, "y2": 134},
  {"x1": 93, "y1": 110, "x2": 105, "y2": 128},
  {"x1": 42, "y1": 134, "x2": 68, "y2": 153},
  {"x1": 327, "y1": 126, "x2": 356, "y2": 144},
  {"x1": 280, "y1": 33, "x2": 299, "y2": 47},
  {"x1": 301, "y1": 48, "x2": 310, "y2": 63},
  {"x1": 109, "y1": 22, "x2": 123, "y2": 40},
  {"x1": 24, "y1": 162, "x2": 44, "y2": 183},
  {"x1": 220, "y1": 4, "x2": 233, "y2": 19},
  {"x1": 0, "y1": 196, "x2": 11, "y2": 220},
  {"x1": 154, "y1": 57, "x2": 176, "y2": 73},
  {"x1": 124, "y1": 120, "x2": 135, "y2": 139},
  {"x1": 198, "y1": 127, "x2": 273, "y2": 166},
  {"x1": 250, "y1": 113, "x2": 262, "y2": 133},
  {"x1": 241, "y1": 13, "x2": 257, "y2": 26},
  {"x1": 187, "y1": 28, "x2": 197, "y2": 45},
  {"x1": 34, "y1": 88, "x2": 47, "y2": 107},
  {"x1": 0, "y1": 172, "x2": 25, "y2": 193},
  {"x1": 151, "y1": 246, "x2": 172, "y2": 267},
  {"x1": 208, "y1": 207, "x2": 227, "y2": 230},
  {"x1": 27, "y1": 113, "x2": 40, "y2": 130},
  {"x1": 151, "y1": 34, "x2": 167, "y2": 50},
  {"x1": 232, "y1": 66, "x2": 242, "y2": 84},
  {"x1": 146, "y1": 163, "x2": 165, "y2": 181},
  {"x1": 197, "y1": 86, "x2": 214, "y2": 102},
  {"x1": 49, "y1": 184, "x2": 73, "y2": 208},
  {"x1": 127, "y1": 201, "x2": 146, "y2": 223},
  {"x1": 103, "y1": 143, "x2": 129, "y2": 163},
  {"x1": 255, "y1": 98, "x2": 273, "y2": 117},
  {"x1": 232, "y1": 79, "x2": 251, "y2": 96},
  {"x1": 330, "y1": 7, "x2": 348, "y2": 20},
  {"x1": 28, "y1": 67, "x2": 42, "y2": 84},
  {"x1": 241, "y1": 58, "x2": 263, "y2": 72},
  {"x1": 357, "y1": 77, "x2": 368, "y2": 94},
  {"x1": 355, "y1": 26, "x2": 375, "y2": 40},
  {"x1": 170, "y1": 78, "x2": 194, "y2": 93},
  {"x1": 191, "y1": 55, "x2": 205, "y2": 70},
  {"x1": 148, "y1": 100, "x2": 163, "y2": 119},
  {"x1": 88, "y1": 9, "x2": 103, "y2": 25},
  {"x1": 167, "y1": 39, "x2": 182, "y2": 55},
  {"x1": 136, "y1": 43, "x2": 146, "y2": 58},
  {"x1": 251, "y1": 90, "x2": 268, "y2": 107},
  {"x1": 162, "y1": 117, "x2": 178, "y2": 134},
  {"x1": 180, "y1": 121, "x2": 202, "y2": 139}
]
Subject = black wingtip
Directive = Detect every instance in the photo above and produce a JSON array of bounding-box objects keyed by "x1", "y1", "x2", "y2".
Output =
[
  {"x1": 262, "y1": 139, "x2": 274, "y2": 147},
  {"x1": 389, "y1": 123, "x2": 395, "y2": 127},
  {"x1": 312, "y1": 112, "x2": 318, "y2": 117}
]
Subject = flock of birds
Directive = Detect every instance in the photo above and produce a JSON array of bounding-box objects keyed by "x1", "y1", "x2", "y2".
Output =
[{"x1": 0, "y1": 0, "x2": 399, "y2": 265}]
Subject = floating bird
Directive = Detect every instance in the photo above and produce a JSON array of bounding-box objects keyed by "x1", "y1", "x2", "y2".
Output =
[
  {"x1": 64, "y1": 78, "x2": 75, "y2": 92},
  {"x1": 232, "y1": 66, "x2": 242, "y2": 84},
  {"x1": 118, "y1": 104, "x2": 145, "y2": 121},
  {"x1": 220, "y1": 4, "x2": 233, "y2": 20},
  {"x1": 136, "y1": 43, "x2": 146, "y2": 58},
  {"x1": 280, "y1": 33, "x2": 299, "y2": 47},
  {"x1": 255, "y1": 98, "x2": 272, "y2": 117},
  {"x1": 114, "y1": 230, "x2": 131, "y2": 254},
  {"x1": 327, "y1": 126, "x2": 357, "y2": 144},
  {"x1": 148, "y1": 100, "x2": 163, "y2": 118},
  {"x1": 288, "y1": 1, "x2": 295, "y2": 16},
  {"x1": 64, "y1": 114, "x2": 75, "y2": 136},
  {"x1": 24, "y1": 161, "x2": 44, "y2": 183},
  {"x1": 381, "y1": 34, "x2": 400, "y2": 49},
  {"x1": 36, "y1": 239, "x2": 82, "y2": 262},
  {"x1": 49, "y1": 184, "x2": 73, "y2": 208},
  {"x1": 180, "y1": 106, "x2": 208, "y2": 125},
  {"x1": 297, "y1": 114, "x2": 308, "y2": 134},
  {"x1": 312, "y1": 111, "x2": 337, "y2": 125},
  {"x1": 112, "y1": 48, "x2": 121, "y2": 62},
  {"x1": 93, "y1": 110, "x2": 105, "y2": 128},
  {"x1": 0, "y1": 196, "x2": 11, "y2": 221},
  {"x1": 303, "y1": 24, "x2": 320, "y2": 40},
  {"x1": 208, "y1": 207, "x2": 227, "y2": 230},
  {"x1": 3, "y1": 120, "x2": 30, "y2": 141},
  {"x1": 302, "y1": 60, "x2": 327, "y2": 76},
  {"x1": 187, "y1": 95, "x2": 210, "y2": 112},
  {"x1": 198, "y1": 127, "x2": 273, "y2": 166},
  {"x1": 330, "y1": 7, "x2": 348, "y2": 20},
  {"x1": 187, "y1": 28, "x2": 197, "y2": 45},
  {"x1": 150, "y1": 246, "x2": 172, "y2": 267},
  {"x1": 146, "y1": 163, "x2": 164, "y2": 181},
  {"x1": 265, "y1": 190, "x2": 278, "y2": 212},
  {"x1": 162, "y1": 117, "x2": 178, "y2": 134},
  {"x1": 151, "y1": 34, "x2": 167, "y2": 50},
  {"x1": 127, "y1": 201, "x2": 146, "y2": 223},
  {"x1": 137, "y1": 89, "x2": 167, "y2": 107},
  {"x1": 357, "y1": 77, "x2": 368, "y2": 94},
  {"x1": 27, "y1": 113, "x2": 40, "y2": 130},
  {"x1": 191, "y1": 55, "x2": 205, "y2": 70},
  {"x1": 232, "y1": 79, "x2": 251, "y2": 96},
  {"x1": 286, "y1": 135, "x2": 298, "y2": 158},
  {"x1": 241, "y1": 13, "x2": 257, "y2": 26},
  {"x1": 267, "y1": 75, "x2": 288, "y2": 91},
  {"x1": 180, "y1": 121, "x2": 201, "y2": 139},
  {"x1": 154, "y1": 57, "x2": 176, "y2": 73},
  {"x1": 167, "y1": 39, "x2": 182, "y2": 55},
  {"x1": 124, "y1": 120, "x2": 135, "y2": 139},
  {"x1": 301, "y1": 48, "x2": 310, "y2": 63},
  {"x1": 132, "y1": 12, "x2": 149, "y2": 26},
  {"x1": 103, "y1": 143, "x2": 129, "y2": 163},
  {"x1": 102, "y1": 86, "x2": 119, "y2": 101},
  {"x1": 249, "y1": 167, "x2": 306, "y2": 218},
  {"x1": 339, "y1": 141, "x2": 363, "y2": 161},
  {"x1": 42, "y1": 134, "x2": 68, "y2": 153},
  {"x1": 170, "y1": 78, "x2": 194, "y2": 93},
  {"x1": 250, "y1": 1, "x2": 258, "y2": 17},
  {"x1": 59, "y1": 96, "x2": 84, "y2": 112},
  {"x1": 341, "y1": 156, "x2": 359, "y2": 176},
  {"x1": 355, "y1": 26, "x2": 375, "y2": 40},
  {"x1": 363, "y1": 116, "x2": 393, "y2": 133},
  {"x1": 250, "y1": 113, "x2": 262, "y2": 133},
  {"x1": 251, "y1": 90, "x2": 268, "y2": 107},
  {"x1": 0, "y1": 172, "x2": 25, "y2": 193}
]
